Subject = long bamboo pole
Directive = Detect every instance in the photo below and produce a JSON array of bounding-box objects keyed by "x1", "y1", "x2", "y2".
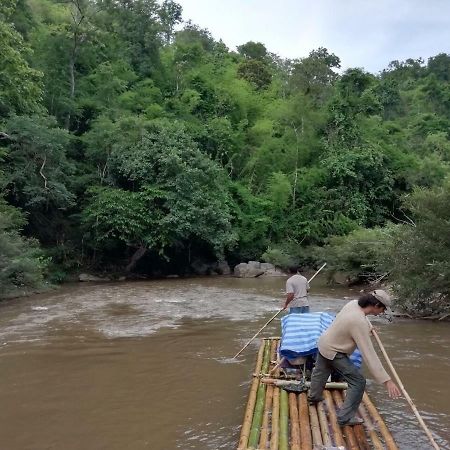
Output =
[
  {"x1": 316, "y1": 401, "x2": 332, "y2": 447},
  {"x1": 269, "y1": 339, "x2": 278, "y2": 373},
  {"x1": 362, "y1": 392, "x2": 398, "y2": 450},
  {"x1": 248, "y1": 342, "x2": 271, "y2": 448},
  {"x1": 358, "y1": 403, "x2": 384, "y2": 450},
  {"x1": 238, "y1": 340, "x2": 266, "y2": 450},
  {"x1": 279, "y1": 389, "x2": 289, "y2": 450},
  {"x1": 259, "y1": 340, "x2": 279, "y2": 449},
  {"x1": 298, "y1": 392, "x2": 312, "y2": 450},
  {"x1": 273, "y1": 339, "x2": 281, "y2": 378},
  {"x1": 308, "y1": 403, "x2": 323, "y2": 447},
  {"x1": 233, "y1": 263, "x2": 327, "y2": 358},
  {"x1": 288, "y1": 393, "x2": 301, "y2": 450},
  {"x1": 270, "y1": 387, "x2": 280, "y2": 450},
  {"x1": 341, "y1": 389, "x2": 370, "y2": 450},
  {"x1": 258, "y1": 384, "x2": 273, "y2": 449},
  {"x1": 331, "y1": 390, "x2": 359, "y2": 450},
  {"x1": 260, "y1": 378, "x2": 348, "y2": 390},
  {"x1": 323, "y1": 390, "x2": 346, "y2": 448},
  {"x1": 353, "y1": 421, "x2": 371, "y2": 450},
  {"x1": 372, "y1": 329, "x2": 441, "y2": 450}
]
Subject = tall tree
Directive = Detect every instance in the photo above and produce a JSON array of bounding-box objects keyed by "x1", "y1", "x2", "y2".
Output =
[
  {"x1": 0, "y1": 0, "x2": 43, "y2": 117},
  {"x1": 290, "y1": 47, "x2": 340, "y2": 102}
]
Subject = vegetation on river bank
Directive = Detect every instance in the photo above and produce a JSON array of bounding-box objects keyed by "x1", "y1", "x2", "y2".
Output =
[{"x1": 1, "y1": 0, "x2": 450, "y2": 316}]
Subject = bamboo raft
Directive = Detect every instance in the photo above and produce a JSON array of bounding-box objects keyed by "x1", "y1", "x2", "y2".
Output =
[{"x1": 237, "y1": 338, "x2": 399, "y2": 450}]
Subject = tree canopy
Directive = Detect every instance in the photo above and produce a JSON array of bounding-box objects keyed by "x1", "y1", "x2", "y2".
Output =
[{"x1": 1, "y1": 0, "x2": 450, "y2": 315}]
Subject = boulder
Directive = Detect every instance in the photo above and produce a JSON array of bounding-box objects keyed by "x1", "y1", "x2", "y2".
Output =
[
  {"x1": 246, "y1": 267, "x2": 265, "y2": 277},
  {"x1": 234, "y1": 263, "x2": 249, "y2": 277},
  {"x1": 260, "y1": 268, "x2": 287, "y2": 277},
  {"x1": 233, "y1": 261, "x2": 287, "y2": 277},
  {"x1": 248, "y1": 261, "x2": 261, "y2": 269},
  {"x1": 233, "y1": 262, "x2": 264, "y2": 278}
]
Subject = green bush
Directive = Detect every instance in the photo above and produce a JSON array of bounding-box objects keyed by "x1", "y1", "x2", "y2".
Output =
[
  {"x1": 386, "y1": 182, "x2": 450, "y2": 316},
  {"x1": 261, "y1": 247, "x2": 294, "y2": 269},
  {"x1": 318, "y1": 226, "x2": 394, "y2": 283},
  {"x1": 0, "y1": 199, "x2": 48, "y2": 298}
]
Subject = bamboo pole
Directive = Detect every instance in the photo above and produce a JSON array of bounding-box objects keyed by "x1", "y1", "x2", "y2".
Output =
[
  {"x1": 270, "y1": 387, "x2": 280, "y2": 450},
  {"x1": 298, "y1": 392, "x2": 312, "y2": 450},
  {"x1": 273, "y1": 340, "x2": 281, "y2": 378},
  {"x1": 353, "y1": 422, "x2": 371, "y2": 450},
  {"x1": 340, "y1": 389, "x2": 370, "y2": 450},
  {"x1": 233, "y1": 263, "x2": 327, "y2": 358},
  {"x1": 260, "y1": 378, "x2": 348, "y2": 390},
  {"x1": 289, "y1": 393, "x2": 301, "y2": 450},
  {"x1": 358, "y1": 403, "x2": 384, "y2": 450},
  {"x1": 331, "y1": 390, "x2": 359, "y2": 450},
  {"x1": 323, "y1": 390, "x2": 346, "y2": 448},
  {"x1": 259, "y1": 340, "x2": 278, "y2": 449},
  {"x1": 259, "y1": 384, "x2": 274, "y2": 449},
  {"x1": 238, "y1": 340, "x2": 266, "y2": 450},
  {"x1": 308, "y1": 403, "x2": 323, "y2": 447},
  {"x1": 248, "y1": 382, "x2": 267, "y2": 448},
  {"x1": 269, "y1": 357, "x2": 285, "y2": 376},
  {"x1": 362, "y1": 392, "x2": 399, "y2": 450},
  {"x1": 248, "y1": 342, "x2": 271, "y2": 448},
  {"x1": 316, "y1": 401, "x2": 332, "y2": 447},
  {"x1": 269, "y1": 339, "x2": 278, "y2": 373},
  {"x1": 261, "y1": 341, "x2": 271, "y2": 374},
  {"x1": 234, "y1": 311, "x2": 284, "y2": 359},
  {"x1": 279, "y1": 388, "x2": 289, "y2": 450},
  {"x1": 372, "y1": 329, "x2": 441, "y2": 450}
]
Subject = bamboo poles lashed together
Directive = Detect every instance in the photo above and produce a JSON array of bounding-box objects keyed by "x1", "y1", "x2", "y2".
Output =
[
  {"x1": 247, "y1": 341, "x2": 271, "y2": 448},
  {"x1": 362, "y1": 392, "x2": 398, "y2": 450},
  {"x1": 233, "y1": 262, "x2": 327, "y2": 359},
  {"x1": 238, "y1": 340, "x2": 266, "y2": 449},
  {"x1": 372, "y1": 329, "x2": 441, "y2": 450}
]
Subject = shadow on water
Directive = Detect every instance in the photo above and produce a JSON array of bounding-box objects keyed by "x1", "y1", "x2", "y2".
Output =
[{"x1": 0, "y1": 276, "x2": 448, "y2": 449}]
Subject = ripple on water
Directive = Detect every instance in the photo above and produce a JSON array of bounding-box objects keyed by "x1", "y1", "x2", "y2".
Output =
[{"x1": 0, "y1": 282, "x2": 281, "y2": 343}]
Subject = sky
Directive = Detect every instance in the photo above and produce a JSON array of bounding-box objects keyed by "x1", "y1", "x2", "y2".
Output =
[{"x1": 175, "y1": 0, "x2": 450, "y2": 73}]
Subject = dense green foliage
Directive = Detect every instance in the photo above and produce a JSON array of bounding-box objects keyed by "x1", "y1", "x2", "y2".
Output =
[
  {"x1": 0, "y1": 198, "x2": 47, "y2": 296},
  {"x1": 1, "y1": 0, "x2": 450, "y2": 314},
  {"x1": 317, "y1": 227, "x2": 393, "y2": 283},
  {"x1": 386, "y1": 184, "x2": 450, "y2": 316}
]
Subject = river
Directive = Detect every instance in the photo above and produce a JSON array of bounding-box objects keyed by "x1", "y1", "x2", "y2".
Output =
[{"x1": 0, "y1": 276, "x2": 448, "y2": 449}]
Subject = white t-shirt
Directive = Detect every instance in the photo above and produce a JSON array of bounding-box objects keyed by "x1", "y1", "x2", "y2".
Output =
[{"x1": 286, "y1": 274, "x2": 310, "y2": 307}]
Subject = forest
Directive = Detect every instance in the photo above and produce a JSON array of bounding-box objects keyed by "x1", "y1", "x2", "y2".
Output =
[{"x1": 1, "y1": 0, "x2": 450, "y2": 317}]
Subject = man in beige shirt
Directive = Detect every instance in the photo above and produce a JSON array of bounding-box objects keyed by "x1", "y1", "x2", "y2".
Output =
[{"x1": 308, "y1": 290, "x2": 401, "y2": 426}]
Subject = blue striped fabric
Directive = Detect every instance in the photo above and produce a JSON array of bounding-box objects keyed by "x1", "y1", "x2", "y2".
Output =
[{"x1": 280, "y1": 312, "x2": 363, "y2": 368}]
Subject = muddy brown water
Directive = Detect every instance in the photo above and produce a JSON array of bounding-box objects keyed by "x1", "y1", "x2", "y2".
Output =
[{"x1": 0, "y1": 276, "x2": 448, "y2": 450}]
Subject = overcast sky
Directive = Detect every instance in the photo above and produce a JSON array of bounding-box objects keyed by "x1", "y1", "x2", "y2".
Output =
[{"x1": 175, "y1": 0, "x2": 450, "y2": 73}]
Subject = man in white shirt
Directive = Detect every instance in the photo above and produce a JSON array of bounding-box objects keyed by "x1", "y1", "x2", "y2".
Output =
[{"x1": 284, "y1": 266, "x2": 310, "y2": 313}]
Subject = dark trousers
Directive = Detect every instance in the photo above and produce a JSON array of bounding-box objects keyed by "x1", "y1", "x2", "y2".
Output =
[{"x1": 309, "y1": 352, "x2": 366, "y2": 424}]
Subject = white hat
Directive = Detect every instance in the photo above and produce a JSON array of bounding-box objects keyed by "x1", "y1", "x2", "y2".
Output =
[{"x1": 371, "y1": 289, "x2": 392, "y2": 308}]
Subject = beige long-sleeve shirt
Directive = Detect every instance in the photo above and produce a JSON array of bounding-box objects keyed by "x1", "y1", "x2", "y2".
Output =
[{"x1": 318, "y1": 300, "x2": 391, "y2": 384}]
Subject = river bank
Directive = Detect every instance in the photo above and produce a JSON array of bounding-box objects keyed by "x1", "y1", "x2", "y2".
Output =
[{"x1": 2, "y1": 264, "x2": 449, "y2": 321}]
